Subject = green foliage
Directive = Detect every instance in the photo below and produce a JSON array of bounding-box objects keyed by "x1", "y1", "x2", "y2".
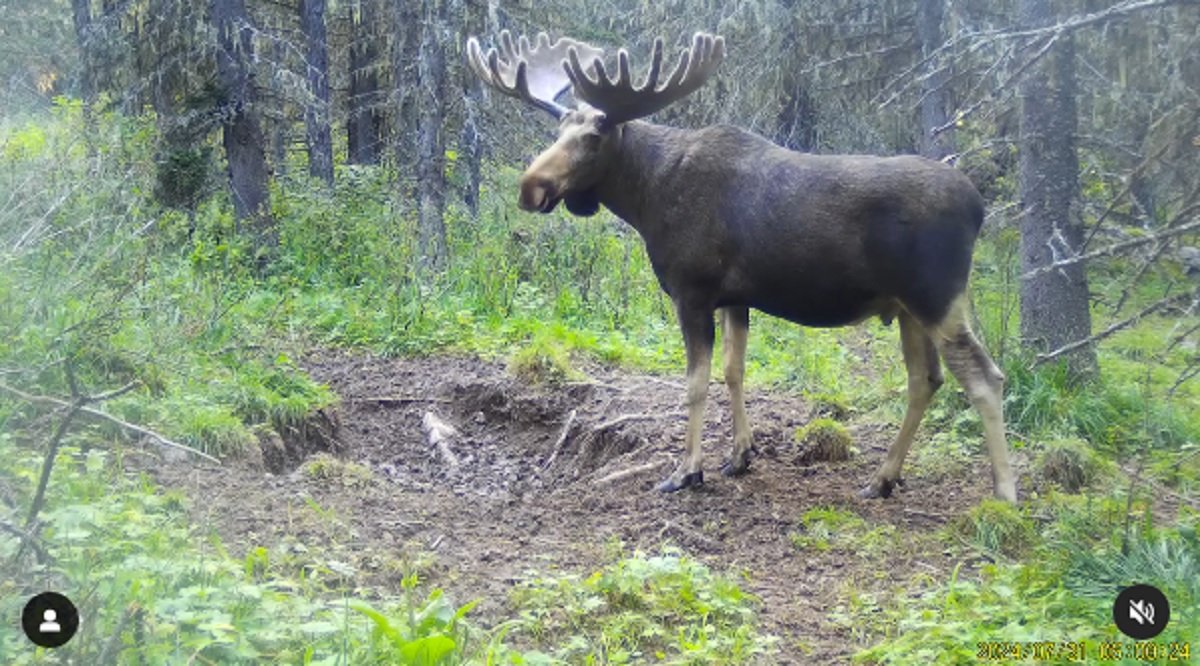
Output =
[
  {"x1": 301, "y1": 453, "x2": 375, "y2": 489},
  {"x1": 950, "y1": 499, "x2": 1039, "y2": 559},
  {"x1": 1033, "y1": 438, "x2": 1115, "y2": 493},
  {"x1": 790, "y1": 506, "x2": 894, "y2": 555},
  {"x1": 508, "y1": 335, "x2": 579, "y2": 385},
  {"x1": 793, "y1": 418, "x2": 854, "y2": 463},
  {"x1": 509, "y1": 548, "x2": 774, "y2": 663},
  {"x1": 857, "y1": 491, "x2": 1200, "y2": 664},
  {"x1": 0, "y1": 440, "x2": 492, "y2": 664}
]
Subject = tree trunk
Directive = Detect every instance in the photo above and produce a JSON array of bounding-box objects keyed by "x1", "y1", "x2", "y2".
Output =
[
  {"x1": 916, "y1": 0, "x2": 953, "y2": 159},
  {"x1": 70, "y1": 0, "x2": 95, "y2": 103},
  {"x1": 211, "y1": 0, "x2": 274, "y2": 257},
  {"x1": 458, "y1": 0, "x2": 486, "y2": 215},
  {"x1": 270, "y1": 37, "x2": 289, "y2": 177},
  {"x1": 1017, "y1": 0, "x2": 1096, "y2": 380},
  {"x1": 416, "y1": 0, "x2": 448, "y2": 270},
  {"x1": 300, "y1": 0, "x2": 334, "y2": 185},
  {"x1": 392, "y1": 0, "x2": 422, "y2": 175},
  {"x1": 347, "y1": 0, "x2": 383, "y2": 165}
]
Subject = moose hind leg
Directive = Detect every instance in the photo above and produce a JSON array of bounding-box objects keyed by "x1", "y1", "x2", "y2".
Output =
[
  {"x1": 861, "y1": 310, "x2": 943, "y2": 499},
  {"x1": 658, "y1": 305, "x2": 714, "y2": 492},
  {"x1": 932, "y1": 297, "x2": 1017, "y2": 503},
  {"x1": 719, "y1": 306, "x2": 754, "y2": 477}
]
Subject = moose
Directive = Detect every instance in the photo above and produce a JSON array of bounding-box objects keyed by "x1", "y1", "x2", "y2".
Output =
[{"x1": 466, "y1": 31, "x2": 1017, "y2": 502}]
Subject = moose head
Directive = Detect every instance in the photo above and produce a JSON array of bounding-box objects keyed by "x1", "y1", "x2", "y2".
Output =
[{"x1": 467, "y1": 31, "x2": 724, "y2": 217}]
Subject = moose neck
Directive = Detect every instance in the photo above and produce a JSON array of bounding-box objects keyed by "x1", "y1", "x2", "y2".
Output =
[{"x1": 594, "y1": 120, "x2": 689, "y2": 233}]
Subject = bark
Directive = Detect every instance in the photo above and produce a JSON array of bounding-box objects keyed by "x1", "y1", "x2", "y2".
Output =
[
  {"x1": 1017, "y1": 0, "x2": 1096, "y2": 380},
  {"x1": 300, "y1": 0, "x2": 334, "y2": 185},
  {"x1": 392, "y1": 0, "x2": 422, "y2": 173},
  {"x1": 347, "y1": 0, "x2": 383, "y2": 165},
  {"x1": 415, "y1": 0, "x2": 449, "y2": 270},
  {"x1": 270, "y1": 37, "x2": 289, "y2": 177},
  {"x1": 70, "y1": 0, "x2": 95, "y2": 104},
  {"x1": 916, "y1": 0, "x2": 953, "y2": 159},
  {"x1": 459, "y1": 0, "x2": 487, "y2": 215},
  {"x1": 211, "y1": 0, "x2": 274, "y2": 256}
]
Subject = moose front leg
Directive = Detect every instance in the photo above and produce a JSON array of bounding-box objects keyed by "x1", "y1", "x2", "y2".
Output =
[
  {"x1": 719, "y1": 306, "x2": 753, "y2": 477},
  {"x1": 657, "y1": 305, "x2": 715, "y2": 492}
]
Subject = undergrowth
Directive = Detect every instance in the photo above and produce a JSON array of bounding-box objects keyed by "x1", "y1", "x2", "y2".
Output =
[{"x1": 2, "y1": 99, "x2": 1199, "y2": 665}]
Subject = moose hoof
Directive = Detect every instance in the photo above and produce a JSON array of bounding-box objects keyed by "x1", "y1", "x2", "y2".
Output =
[
  {"x1": 858, "y1": 477, "x2": 904, "y2": 499},
  {"x1": 994, "y1": 481, "x2": 1018, "y2": 504},
  {"x1": 657, "y1": 470, "x2": 704, "y2": 493},
  {"x1": 720, "y1": 453, "x2": 751, "y2": 477}
]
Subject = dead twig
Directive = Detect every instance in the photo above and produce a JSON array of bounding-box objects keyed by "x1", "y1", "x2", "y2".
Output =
[
  {"x1": 98, "y1": 603, "x2": 140, "y2": 665},
  {"x1": 542, "y1": 408, "x2": 577, "y2": 470},
  {"x1": 589, "y1": 413, "x2": 658, "y2": 432},
  {"x1": 0, "y1": 381, "x2": 219, "y2": 464},
  {"x1": 0, "y1": 519, "x2": 54, "y2": 564},
  {"x1": 421, "y1": 412, "x2": 460, "y2": 468},
  {"x1": 902, "y1": 508, "x2": 949, "y2": 522},
  {"x1": 657, "y1": 520, "x2": 722, "y2": 551},
  {"x1": 348, "y1": 396, "x2": 454, "y2": 405},
  {"x1": 592, "y1": 460, "x2": 664, "y2": 486},
  {"x1": 1033, "y1": 290, "x2": 1197, "y2": 366}
]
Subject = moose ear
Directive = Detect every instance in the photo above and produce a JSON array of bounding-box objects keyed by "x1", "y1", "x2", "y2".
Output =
[{"x1": 564, "y1": 187, "x2": 601, "y2": 216}]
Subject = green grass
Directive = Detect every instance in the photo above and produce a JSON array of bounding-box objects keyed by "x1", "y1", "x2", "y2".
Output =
[
  {"x1": 3, "y1": 100, "x2": 1200, "y2": 666},
  {"x1": 852, "y1": 493, "x2": 1200, "y2": 665},
  {"x1": 790, "y1": 506, "x2": 895, "y2": 555},
  {"x1": 508, "y1": 546, "x2": 775, "y2": 663}
]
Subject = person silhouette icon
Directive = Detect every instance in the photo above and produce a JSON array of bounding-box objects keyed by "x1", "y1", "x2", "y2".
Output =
[
  {"x1": 22, "y1": 591, "x2": 78, "y2": 647},
  {"x1": 40, "y1": 609, "x2": 61, "y2": 633}
]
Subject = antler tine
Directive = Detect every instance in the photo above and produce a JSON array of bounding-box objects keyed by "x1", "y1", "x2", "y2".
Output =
[
  {"x1": 566, "y1": 32, "x2": 725, "y2": 126},
  {"x1": 467, "y1": 30, "x2": 597, "y2": 120}
]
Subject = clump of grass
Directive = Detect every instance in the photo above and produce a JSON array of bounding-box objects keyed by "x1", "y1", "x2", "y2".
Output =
[
  {"x1": 951, "y1": 499, "x2": 1038, "y2": 559},
  {"x1": 1034, "y1": 437, "x2": 1114, "y2": 493},
  {"x1": 794, "y1": 417, "x2": 853, "y2": 464},
  {"x1": 300, "y1": 453, "x2": 374, "y2": 488},
  {"x1": 803, "y1": 390, "x2": 852, "y2": 420},
  {"x1": 509, "y1": 547, "x2": 774, "y2": 663},
  {"x1": 790, "y1": 506, "x2": 894, "y2": 555},
  {"x1": 508, "y1": 335, "x2": 579, "y2": 385}
]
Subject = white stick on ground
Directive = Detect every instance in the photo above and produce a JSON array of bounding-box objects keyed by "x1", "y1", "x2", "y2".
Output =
[{"x1": 421, "y1": 411, "x2": 460, "y2": 467}]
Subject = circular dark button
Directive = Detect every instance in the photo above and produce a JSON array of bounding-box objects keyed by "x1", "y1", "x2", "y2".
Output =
[
  {"x1": 1113, "y1": 583, "x2": 1170, "y2": 640},
  {"x1": 21, "y1": 591, "x2": 79, "y2": 648}
]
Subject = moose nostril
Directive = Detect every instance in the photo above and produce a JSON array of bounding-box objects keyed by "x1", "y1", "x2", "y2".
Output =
[{"x1": 519, "y1": 180, "x2": 556, "y2": 211}]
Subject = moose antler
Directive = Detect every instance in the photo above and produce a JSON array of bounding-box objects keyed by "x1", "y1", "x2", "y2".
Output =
[
  {"x1": 564, "y1": 32, "x2": 725, "y2": 126},
  {"x1": 466, "y1": 30, "x2": 604, "y2": 120}
]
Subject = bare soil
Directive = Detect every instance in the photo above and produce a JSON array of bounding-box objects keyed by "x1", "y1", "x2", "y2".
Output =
[{"x1": 148, "y1": 350, "x2": 997, "y2": 664}]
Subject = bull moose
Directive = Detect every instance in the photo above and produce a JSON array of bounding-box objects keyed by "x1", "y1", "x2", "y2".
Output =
[{"x1": 466, "y1": 30, "x2": 1017, "y2": 502}]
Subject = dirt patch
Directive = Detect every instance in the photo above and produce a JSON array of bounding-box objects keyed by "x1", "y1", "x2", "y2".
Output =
[{"x1": 146, "y1": 350, "x2": 998, "y2": 663}]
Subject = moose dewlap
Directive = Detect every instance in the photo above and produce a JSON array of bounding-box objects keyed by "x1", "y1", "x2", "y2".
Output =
[{"x1": 467, "y1": 30, "x2": 1017, "y2": 502}]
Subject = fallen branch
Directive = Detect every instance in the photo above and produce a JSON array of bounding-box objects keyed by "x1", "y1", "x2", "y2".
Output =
[
  {"x1": 1021, "y1": 217, "x2": 1200, "y2": 281},
  {"x1": 348, "y1": 396, "x2": 453, "y2": 405},
  {"x1": 0, "y1": 381, "x2": 219, "y2": 464},
  {"x1": 657, "y1": 519, "x2": 722, "y2": 552},
  {"x1": 592, "y1": 461, "x2": 663, "y2": 486},
  {"x1": 542, "y1": 408, "x2": 577, "y2": 470},
  {"x1": 97, "y1": 603, "x2": 140, "y2": 665},
  {"x1": 589, "y1": 413, "x2": 658, "y2": 433},
  {"x1": 0, "y1": 519, "x2": 54, "y2": 564},
  {"x1": 421, "y1": 412, "x2": 460, "y2": 468},
  {"x1": 1034, "y1": 290, "x2": 1196, "y2": 366}
]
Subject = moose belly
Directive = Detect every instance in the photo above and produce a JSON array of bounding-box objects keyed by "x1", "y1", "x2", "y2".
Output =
[{"x1": 740, "y1": 284, "x2": 886, "y2": 328}]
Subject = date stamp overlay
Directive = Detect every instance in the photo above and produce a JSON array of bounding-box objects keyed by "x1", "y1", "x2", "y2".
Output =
[{"x1": 976, "y1": 583, "x2": 1191, "y2": 662}]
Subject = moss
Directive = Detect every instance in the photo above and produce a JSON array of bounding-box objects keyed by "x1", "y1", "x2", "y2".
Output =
[
  {"x1": 508, "y1": 336, "x2": 578, "y2": 385},
  {"x1": 1034, "y1": 437, "x2": 1114, "y2": 493},
  {"x1": 300, "y1": 453, "x2": 374, "y2": 488},
  {"x1": 793, "y1": 417, "x2": 853, "y2": 464},
  {"x1": 951, "y1": 499, "x2": 1038, "y2": 559}
]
